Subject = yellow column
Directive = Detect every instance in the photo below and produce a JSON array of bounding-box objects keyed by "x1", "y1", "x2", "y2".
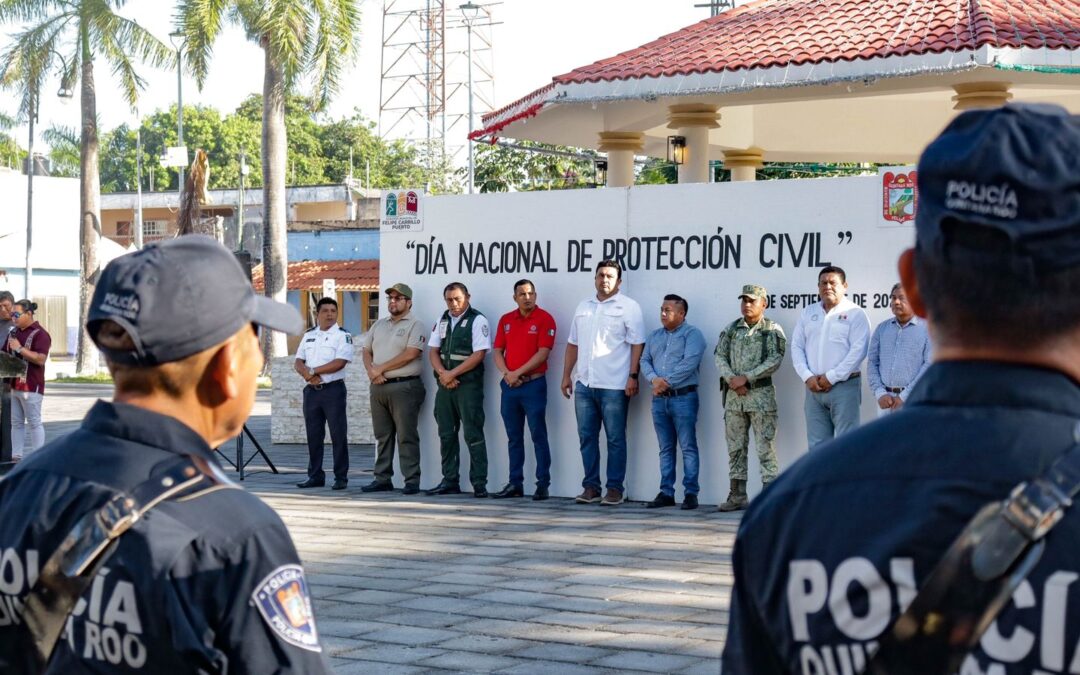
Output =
[
  {"x1": 951, "y1": 82, "x2": 1012, "y2": 110},
  {"x1": 597, "y1": 132, "x2": 644, "y2": 188},
  {"x1": 723, "y1": 148, "x2": 764, "y2": 182},
  {"x1": 667, "y1": 104, "x2": 720, "y2": 184}
]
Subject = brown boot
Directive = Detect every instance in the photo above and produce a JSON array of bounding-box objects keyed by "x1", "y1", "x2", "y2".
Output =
[{"x1": 719, "y1": 479, "x2": 749, "y2": 512}]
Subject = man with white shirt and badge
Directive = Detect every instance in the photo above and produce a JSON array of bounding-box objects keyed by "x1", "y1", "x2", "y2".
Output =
[
  {"x1": 790, "y1": 266, "x2": 871, "y2": 448},
  {"x1": 294, "y1": 297, "x2": 354, "y2": 490},
  {"x1": 426, "y1": 282, "x2": 492, "y2": 497},
  {"x1": 560, "y1": 260, "x2": 646, "y2": 506}
]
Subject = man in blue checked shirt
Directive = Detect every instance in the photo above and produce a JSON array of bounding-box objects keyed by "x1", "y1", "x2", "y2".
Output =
[
  {"x1": 867, "y1": 283, "x2": 932, "y2": 417},
  {"x1": 640, "y1": 294, "x2": 707, "y2": 510}
]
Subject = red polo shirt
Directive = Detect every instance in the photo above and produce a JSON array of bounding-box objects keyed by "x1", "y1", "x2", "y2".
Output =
[{"x1": 493, "y1": 306, "x2": 556, "y2": 375}]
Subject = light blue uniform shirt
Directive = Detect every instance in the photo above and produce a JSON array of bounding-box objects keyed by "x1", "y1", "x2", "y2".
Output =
[{"x1": 639, "y1": 322, "x2": 707, "y2": 390}]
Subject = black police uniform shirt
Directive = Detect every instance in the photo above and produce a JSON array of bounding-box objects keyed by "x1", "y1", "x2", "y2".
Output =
[
  {"x1": 721, "y1": 362, "x2": 1080, "y2": 675},
  {"x1": 0, "y1": 401, "x2": 330, "y2": 674}
]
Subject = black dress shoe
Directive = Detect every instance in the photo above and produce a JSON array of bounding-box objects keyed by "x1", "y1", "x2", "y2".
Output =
[
  {"x1": 473, "y1": 487, "x2": 490, "y2": 498},
  {"x1": 532, "y1": 486, "x2": 550, "y2": 501},
  {"x1": 402, "y1": 484, "x2": 420, "y2": 495},
  {"x1": 360, "y1": 480, "x2": 393, "y2": 493},
  {"x1": 296, "y1": 477, "x2": 325, "y2": 489},
  {"x1": 646, "y1": 492, "x2": 677, "y2": 508},
  {"x1": 680, "y1": 494, "x2": 699, "y2": 510},
  {"x1": 332, "y1": 479, "x2": 348, "y2": 491},
  {"x1": 491, "y1": 484, "x2": 524, "y2": 499},
  {"x1": 424, "y1": 482, "x2": 462, "y2": 496}
]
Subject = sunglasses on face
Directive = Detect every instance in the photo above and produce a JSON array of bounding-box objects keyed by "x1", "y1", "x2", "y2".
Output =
[{"x1": 10, "y1": 312, "x2": 21, "y2": 319}]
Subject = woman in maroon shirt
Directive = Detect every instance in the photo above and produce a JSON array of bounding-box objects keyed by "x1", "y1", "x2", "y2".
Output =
[{"x1": 5, "y1": 300, "x2": 51, "y2": 459}]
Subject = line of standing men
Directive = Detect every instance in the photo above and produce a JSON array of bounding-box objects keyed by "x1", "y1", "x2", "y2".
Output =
[{"x1": 293, "y1": 260, "x2": 930, "y2": 509}]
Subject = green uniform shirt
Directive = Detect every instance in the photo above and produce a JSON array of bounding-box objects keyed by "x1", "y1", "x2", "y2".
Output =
[{"x1": 715, "y1": 316, "x2": 787, "y2": 412}]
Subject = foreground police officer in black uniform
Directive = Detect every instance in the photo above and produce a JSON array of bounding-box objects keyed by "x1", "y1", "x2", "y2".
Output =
[
  {"x1": 721, "y1": 104, "x2": 1080, "y2": 674},
  {"x1": 0, "y1": 236, "x2": 330, "y2": 673}
]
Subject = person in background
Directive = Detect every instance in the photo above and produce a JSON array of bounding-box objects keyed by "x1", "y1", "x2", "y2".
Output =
[
  {"x1": 867, "y1": 283, "x2": 931, "y2": 416},
  {"x1": 3, "y1": 299, "x2": 51, "y2": 460}
]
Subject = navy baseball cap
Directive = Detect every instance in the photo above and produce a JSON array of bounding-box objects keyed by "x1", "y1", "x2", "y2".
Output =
[
  {"x1": 88, "y1": 235, "x2": 303, "y2": 365},
  {"x1": 915, "y1": 103, "x2": 1080, "y2": 276}
]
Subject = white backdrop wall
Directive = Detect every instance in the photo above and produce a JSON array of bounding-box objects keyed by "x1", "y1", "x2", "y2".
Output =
[{"x1": 379, "y1": 178, "x2": 915, "y2": 505}]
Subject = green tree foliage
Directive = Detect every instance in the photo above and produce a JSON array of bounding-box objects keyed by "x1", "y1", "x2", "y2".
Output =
[
  {"x1": 472, "y1": 141, "x2": 600, "y2": 193},
  {"x1": 95, "y1": 96, "x2": 438, "y2": 194}
]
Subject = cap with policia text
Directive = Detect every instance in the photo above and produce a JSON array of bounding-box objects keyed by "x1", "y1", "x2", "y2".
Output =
[
  {"x1": 88, "y1": 235, "x2": 304, "y2": 365},
  {"x1": 738, "y1": 284, "x2": 767, "y2": 301},
  {"x1": 385, "y1": 283, "x2": 413, "y2": 300},
  {"x1": 916, "y1": 103, "x2": 1080, "y2": 276}
]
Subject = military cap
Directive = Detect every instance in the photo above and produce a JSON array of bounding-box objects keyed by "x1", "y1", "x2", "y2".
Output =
[
  {"x1": 385, "y1": 283, "x2": 413, "y2": 300},
  {"x1": 738, "y1": 284, "x2": 767, "y2": 301},
  {"x1": 916, "y1": 103, "x2": 1080, "y2": 276}
]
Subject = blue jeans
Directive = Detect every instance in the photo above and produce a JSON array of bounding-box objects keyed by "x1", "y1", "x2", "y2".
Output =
[
  {"x1": 500, "y1": 376, "x2": 551, "y2": 488},
  {"x1": 574, "y1": 383, "x2": 629, "y2": 491},
  {"x1": 651, "y1": 391, "x2": 700, "y2": 496},
  {"x1": 804, "y1": 376, "x2": 862, "y2": 449}
]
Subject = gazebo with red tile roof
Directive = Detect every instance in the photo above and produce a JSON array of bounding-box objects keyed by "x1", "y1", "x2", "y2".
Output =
[{"x1": 473, "y1": 0, "x2": 1080, "y2": 185}]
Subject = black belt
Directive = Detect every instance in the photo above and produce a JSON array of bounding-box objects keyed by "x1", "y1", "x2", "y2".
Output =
[
  {"x1": 748, "y1": 377, "x2": 772, "y2": 389},
  {"x1": 306, "y1": 379, "x2": 344, "y2": 390},
  {"x1": 379, "y1": 375, "x2": 420, "y2": 384},
  {"x1": 885, "y1": 386, "x2": 905, "y2": 394},
  {"x1": 519, "y1": 373, "x2": 546, "y2": 383},
  {"x1": 658, "y1": 384, "x2": 697, "y2": 398}
]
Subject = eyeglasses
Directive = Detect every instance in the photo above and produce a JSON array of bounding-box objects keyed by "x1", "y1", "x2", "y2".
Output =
[{"x1": 10, "y1": 312, "x2": 21, "y2": 319}]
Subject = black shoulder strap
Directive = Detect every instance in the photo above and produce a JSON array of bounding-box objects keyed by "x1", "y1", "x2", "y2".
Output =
[
  {"x1": 865, "y1": 441, "x2": 1080, "y2": 674},
  {"x1": 22, "y1": 453, "x2": 239, "y2": 671}
]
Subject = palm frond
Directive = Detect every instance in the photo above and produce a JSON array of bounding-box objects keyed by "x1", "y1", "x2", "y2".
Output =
[{"x1": 174, "y1": 0, "x2": 231, "y2": 88}]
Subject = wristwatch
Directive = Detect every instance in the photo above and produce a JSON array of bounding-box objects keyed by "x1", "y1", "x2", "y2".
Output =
[
  {"x1": 307, "y1": 367, "x2": 315, "y2": 378},
  {"x1": 629, "y1": 372, "x2": 639, "y2": 379}
]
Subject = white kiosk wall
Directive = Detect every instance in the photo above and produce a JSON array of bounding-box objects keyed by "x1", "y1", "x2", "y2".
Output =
[{"x1": 379, "y1": 177, "x2": 915, "y2": 504}]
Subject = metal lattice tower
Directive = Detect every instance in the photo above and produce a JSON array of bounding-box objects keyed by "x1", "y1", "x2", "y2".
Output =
[
  {"x1": 694, "y1": 0, "x2": 735, "y2": 16},
  {"x1": 379, "y1": 0, "x2": 496, "y2": 190}
]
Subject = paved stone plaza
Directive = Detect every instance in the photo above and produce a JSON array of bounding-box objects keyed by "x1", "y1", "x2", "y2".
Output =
[{"x1": 41, "y1": 383, "x2": 736, "y2": 674}]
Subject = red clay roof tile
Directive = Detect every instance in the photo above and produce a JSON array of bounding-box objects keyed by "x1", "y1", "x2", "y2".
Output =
[
  {"x1": 551, "y1": 0, "x2": 1080, "y2": 84},
  {"x1": 251, "y1": 259, "x2": 379, "y2": 293}
]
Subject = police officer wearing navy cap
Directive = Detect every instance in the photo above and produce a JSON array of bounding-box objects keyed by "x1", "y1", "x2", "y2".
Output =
[
  {"x1": 722, "y1": 104, "x2": 1080, "y2": 673},
  {"x1": 0, "y1": 235, "x2": 330, "y2": 673}
]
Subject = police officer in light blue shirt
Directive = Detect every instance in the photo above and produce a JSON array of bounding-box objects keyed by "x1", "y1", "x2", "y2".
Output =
[{"x1": 639, "y1": 294, "x2": 706, "y2": 511}]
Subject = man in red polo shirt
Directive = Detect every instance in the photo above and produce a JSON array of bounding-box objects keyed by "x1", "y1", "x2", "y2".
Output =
[{"x1": 491, "y1": 279, "x2": 557, "y2": 500}]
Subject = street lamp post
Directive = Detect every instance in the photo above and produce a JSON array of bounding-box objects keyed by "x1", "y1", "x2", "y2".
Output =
[
  {"x1": 169, "y1": 30, "x2": 186, "y2": 195},
  {"x1": 24, "y1": 62, "x2": 75, "y2": 300},
  {"x1": 460, "y1": 3, "x2": 480, "y2": 195},
  {"x1": 135, "y1": 114, "x2": 144, "y2": 248}
]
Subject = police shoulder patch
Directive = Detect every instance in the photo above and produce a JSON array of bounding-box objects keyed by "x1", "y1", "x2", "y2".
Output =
[
  {"x1": 345, "y1": 333, "x2": 353, "y2": 344},
  {"x1": 481, "y1": 323, "x2": 489, "y2": 337},
  {"x1": 252, "y1": 564, "x2": 321, "y2": 652}
]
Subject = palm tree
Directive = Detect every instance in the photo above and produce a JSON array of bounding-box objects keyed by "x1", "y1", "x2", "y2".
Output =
[
  {"x1": 0, "y1": 0, "x2": 171, "y2": 374},
  {"x1": 178, "y1": 0, "x2": 361, "y2": 363}
]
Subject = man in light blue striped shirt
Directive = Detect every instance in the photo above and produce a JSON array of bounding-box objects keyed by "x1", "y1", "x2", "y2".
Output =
[{"x1": 867, "y1": 283, "x2": 931, "y2": 416}]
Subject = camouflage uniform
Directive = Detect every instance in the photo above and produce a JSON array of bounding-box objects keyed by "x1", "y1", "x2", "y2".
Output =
[{"x1": 714, "y1": 313, "x2": 787, "y2": 483}]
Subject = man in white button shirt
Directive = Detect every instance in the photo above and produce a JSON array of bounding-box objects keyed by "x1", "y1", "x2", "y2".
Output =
[
  {"x1": 560, "y1": 260, "x2": 646, "y2": 506},
  {"x1": 294, "y1": 297, "x2": 355, "y2": 489},
  {"x1": 790, "y1": 266, "x2": 871, "y2": 448}
]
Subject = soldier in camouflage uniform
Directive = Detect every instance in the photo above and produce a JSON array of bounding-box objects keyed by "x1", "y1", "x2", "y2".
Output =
[{"x1": 714, "y1": 284, "x2": 787, "y2": 512}]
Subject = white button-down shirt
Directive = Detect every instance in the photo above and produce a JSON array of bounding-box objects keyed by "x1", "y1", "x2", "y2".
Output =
[
  {"x1": 295, "y1": 324, "x2": 354, "y2": 383},
  {"x1": 567, "y1": 292, "x2": 646, "y2": 390},
  {"x1": 790, "y1": 298, "x2": 871, "y2": 385}
]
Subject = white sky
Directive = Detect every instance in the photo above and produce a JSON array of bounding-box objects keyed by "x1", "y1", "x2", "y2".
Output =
[{"x1": 6, "y1": 0, "x2": 708, "y2": 149}]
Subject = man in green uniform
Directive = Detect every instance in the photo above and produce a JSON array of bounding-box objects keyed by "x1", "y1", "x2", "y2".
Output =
[
  {"x1": 714, "y1": 284, "x2": 787, "y2": 512},
  {"x1": 426, "y1": 282, "x2": 492, "y2": 497}
]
